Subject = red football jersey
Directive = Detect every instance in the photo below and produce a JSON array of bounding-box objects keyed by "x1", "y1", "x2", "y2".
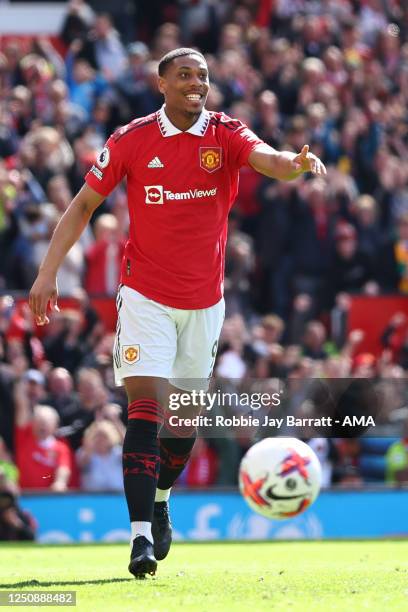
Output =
[
  {"x1": 15, "y1": 424, "x2": 72, "y2": 490},
  {"x1": 85, "y1": 105, "x2": 264, "y2": 309}
]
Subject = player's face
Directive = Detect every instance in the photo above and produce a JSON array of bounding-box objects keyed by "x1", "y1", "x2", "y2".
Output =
[{"x1": 158, "y1": 55, "x2": 210, "y2": 117}]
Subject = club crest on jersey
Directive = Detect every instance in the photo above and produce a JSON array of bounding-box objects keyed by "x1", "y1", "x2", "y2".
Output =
[
  {"x1": 123, "y1": 345, "x2": 140, "y2": 364},
  {"x1": 145, "y1": 185, "x2": 164, "y2": 204},
  {"x1": 97, "y1": 146, "x2": 110, "y2": 168},
  {"x1": 200, "y1": 147, "x2": 222, "y2": 173}
]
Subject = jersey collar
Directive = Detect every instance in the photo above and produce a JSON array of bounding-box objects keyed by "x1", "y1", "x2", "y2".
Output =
[{"x1": 157, "y1": 105, "x2": 210, "y2": 137}]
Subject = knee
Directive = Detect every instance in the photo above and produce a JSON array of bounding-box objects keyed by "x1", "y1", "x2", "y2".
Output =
[{"x1": 162, "y1": 413, "x2": 197, "y2": 439}]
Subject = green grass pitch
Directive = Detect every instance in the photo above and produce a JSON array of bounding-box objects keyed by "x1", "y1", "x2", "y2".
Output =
[{"x1": 1, "y1": 541, "x2": 408, "y2": 611}]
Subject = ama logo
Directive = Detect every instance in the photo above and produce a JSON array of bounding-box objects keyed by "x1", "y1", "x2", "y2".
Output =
[{"x1": 144, "y1": 185, "x2": 164, "y2": 204}]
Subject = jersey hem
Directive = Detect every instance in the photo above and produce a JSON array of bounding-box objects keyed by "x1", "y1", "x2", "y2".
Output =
[{"x1": 121, "y1": 279, "x2": 222, "y2": 311}]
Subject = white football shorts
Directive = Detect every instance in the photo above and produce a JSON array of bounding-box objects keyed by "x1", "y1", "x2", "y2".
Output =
[{"x1": 113, "y1": 285, "x2": 225, "y2": 392}]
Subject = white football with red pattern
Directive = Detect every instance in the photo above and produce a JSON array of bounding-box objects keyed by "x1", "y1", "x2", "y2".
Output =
[{"x1": 239, "y1": 437, "x2": 322, "y2": 520}]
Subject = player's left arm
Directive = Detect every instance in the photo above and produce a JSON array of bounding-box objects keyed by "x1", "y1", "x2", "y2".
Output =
[{"x1": 248, "y1": 143, "x2": 326, "y2": 181}]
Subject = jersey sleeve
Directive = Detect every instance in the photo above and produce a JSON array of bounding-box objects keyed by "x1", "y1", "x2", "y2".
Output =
[
  {"x1": 84, "y1": 132, "x2": 127, "y2": 196},
  {"x1": 226, "y1": 120, "x2": 265, "y2": 170}
]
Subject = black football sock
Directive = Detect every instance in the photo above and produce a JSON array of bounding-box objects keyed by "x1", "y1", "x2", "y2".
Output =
[
  {"x1": 157, "y1": 424, "x2": 197, "y2": 491},
  {"x1": 123, "y1": 399, "x2": 163, "y2": 523}
]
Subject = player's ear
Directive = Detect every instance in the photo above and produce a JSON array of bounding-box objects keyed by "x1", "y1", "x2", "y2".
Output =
[{"x1": 157, "y1": 76, "x2": 166, "y2": 95}]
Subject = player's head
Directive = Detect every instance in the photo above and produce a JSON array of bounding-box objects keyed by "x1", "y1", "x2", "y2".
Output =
[{"x1": 158, "y1": 48, "x2": 209, "y2": 116}]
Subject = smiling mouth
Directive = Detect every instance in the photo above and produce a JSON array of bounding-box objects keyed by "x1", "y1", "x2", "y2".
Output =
[{"x1": 185, "y1": 94, "x2": 203, "y2": 102}]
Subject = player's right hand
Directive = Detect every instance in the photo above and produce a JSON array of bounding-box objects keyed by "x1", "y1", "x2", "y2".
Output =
[{"x1": 29, "y1": 274, "x2": 60, "y2": 326}]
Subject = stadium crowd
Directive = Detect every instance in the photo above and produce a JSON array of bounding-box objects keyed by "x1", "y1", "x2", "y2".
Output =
[{"x1": 0, "y1": 0, "x2": 408, "y2": 515}]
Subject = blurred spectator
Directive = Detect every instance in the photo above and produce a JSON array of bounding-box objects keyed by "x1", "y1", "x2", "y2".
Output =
[
  {"x1": 254, "y1": 89, "x2": 282, "y2": 147},
  {"x1": 20, "y1": 126, "x2": 74, "y2": 190},
  {"x1": 8, "y1": 85, "x2": 33, "y2": 139},
  {"x1": 385, "y1": 420, "x2": 408, "y2": 484},
  {"x1": 43, "y1": 309, "x2": 87, "y2": 373},
  {"x1": 21, "y1": 368, "x2": 47, "y2": 408},
  {"x1": 84, "y1": 213, "x2": 126, "y2": 296},
  {"x1": 65, "y1": 42, "x2": 109, "y2": 120},
  {"x1": 252, "y1": 314, "x2": 285, "y2": 355},
  {"x1": 381, "y1": 313, "x2": 408, "y2": 370},
  {"x1": 76, "y1": 419, "x2": 123, "y2": 491},
  {"x1": 0, "y1": 436, "x2": 18, "y2": 488},
  {"x1": 115, "y1": 59, "x2": 162, "y2": 120},
  {"x1": 352, "y1": 351, "x2": 377, "y2": 378},
  {"x1": 14, "y1": 382, "x2": 73, "y2": 491},
  {"x1": 0, "y1": 439, "x2": 33, "y2": 541},
  {"x1": 30, "y1": 204, "x2": 85, "y2": 295},
  {"x1": 46, "y1": 174, "x2": 73, "y2": 214},
  {"x1": 45, "y1": 367, "x2": 77, "y2": 416},
  {"x1": 333, "y1": 438, "x2": 363, "y2": 486},
  {"x1": 60, "y1": 0, "x2": 95, "y2": 48},
  {"x1": 19, "y1": 53, "x2": 57, "y2": 117},
  {"x1": 256, "y1": 180, "x2": 294, "y2": 315},
  {"x1": 46, "y1": 174, "x2": 94, "y2": 250},
  {"x1": 216, "y1": 315, "x2": 251, "y2": 380},
  {"x1": 377, "y1": 212, "x2": 408, "y2": 293},
  {"x1": 179, "y1": 0, "x2": 228, "y2": 52},
  {"x1": 351, "y1": 194, "x2": 382, "y2": 261},
  {"x1": 72, "y1": 287, "x2": 104, "y2": 346},
  {"x1": 2, "y1": 40, "x2": 24, "y2": 89},
  {"x1": 114, "y1": 41, "x2": 149, "y2": 114},
  {"x1": 359, "y1": 0, "x2": 388, "y2": 45},
  {"x1": 57, "y1": 367, "x2": 109, "y2": 449},
  {"x1": 302, "y1": 321, "x2": 329, "y2": 361},
  {"x1": 81, "y1": 332, "x2": 117, "y2": 388},
  {"x1": 0, "y1": 364, "x2": 14, "y2": 453},
  {"x1": 81, "y1": 13, "x2": 127, "y2": 81},
  {"x1": 0, "y1": 470, "x2": 36, "y2": 541},
  {"x1": 151, "y1": 22, "x2": 181, "y2": 59},
  {"x1": 289, "y1": 179, "x2": 336, "y2": 312},
  {"x1": 224, "y1": 214, "x2": 255, "y2": 318},
  {"x1": 43, "y1": 79, "x2": 87, "y2": 140},
  {"x1": 325, "y1": 222, "x2": 377, "y2": 307},
  {"x1": 98, "y1": 402, "x2": 126, "y2": 439},
  {"x1": 176, "y1": 438, "x2": 218, "y2": 487},
  {"x1": 307, "y1": 438, "x2": 333, "y2": 488}
]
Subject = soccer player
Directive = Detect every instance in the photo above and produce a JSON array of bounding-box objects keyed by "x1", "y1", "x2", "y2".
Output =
[{"x1": 29, "y1": 47, "x2": 326, "y2": 577}]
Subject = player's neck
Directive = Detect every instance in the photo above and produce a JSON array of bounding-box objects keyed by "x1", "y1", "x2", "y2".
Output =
[{"x1": 163, "y1": 106, "x2": 202, "y2": 132}]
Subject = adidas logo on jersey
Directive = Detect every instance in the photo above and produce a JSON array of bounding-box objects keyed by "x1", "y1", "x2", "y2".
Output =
[{"x1": 147, "y1": 157, "x2": 164, "y2": 168}]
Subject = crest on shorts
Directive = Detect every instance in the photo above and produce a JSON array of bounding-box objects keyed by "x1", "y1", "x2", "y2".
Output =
[
  {"x1": 123, "y1": 345, "x2": 140, "y2": 364},
  {"x1": 200, "y1": 147, "x2": 222, "y2": 173}
]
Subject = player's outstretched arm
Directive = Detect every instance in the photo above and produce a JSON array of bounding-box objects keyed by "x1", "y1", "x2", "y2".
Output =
[
  {"x1": 29, "y1": 183, "x2": 105, "y2": 326},
  {"x1": 248, "y1": 143, "x2": 326, "y2": 181}
]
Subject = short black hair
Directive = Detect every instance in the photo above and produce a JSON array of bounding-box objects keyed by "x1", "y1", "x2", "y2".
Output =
[{"x1": 158, "y1": 47, "x2": 206, "y2": 76}]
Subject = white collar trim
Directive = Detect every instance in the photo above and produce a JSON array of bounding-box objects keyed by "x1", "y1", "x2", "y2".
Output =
[{"x1": 157, "y1": 105, "x2": 210, "y2": 137}]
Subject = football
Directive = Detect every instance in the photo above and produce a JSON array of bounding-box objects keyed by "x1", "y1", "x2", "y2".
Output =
[{"x1": 239, "y1": 437, "x2": 322, "y2": 520}]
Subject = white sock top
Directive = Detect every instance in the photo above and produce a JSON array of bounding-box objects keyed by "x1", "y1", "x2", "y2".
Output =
[
  {"x1": 131, "y1": 521, "x2": 153, "y2": 545},
  {"x1": 155, "y1": 487, "x2": 171, "y2": 503}
]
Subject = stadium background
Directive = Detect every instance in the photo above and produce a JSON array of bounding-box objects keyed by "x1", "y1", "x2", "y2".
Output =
[{"x1": 0, "y1": 0, "x2": 407, "y2": 543}]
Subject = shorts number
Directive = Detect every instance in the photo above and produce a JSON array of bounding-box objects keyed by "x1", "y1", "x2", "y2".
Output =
[{"x1": 208, "y1": 340, "x2": 218, "y2": 378}]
